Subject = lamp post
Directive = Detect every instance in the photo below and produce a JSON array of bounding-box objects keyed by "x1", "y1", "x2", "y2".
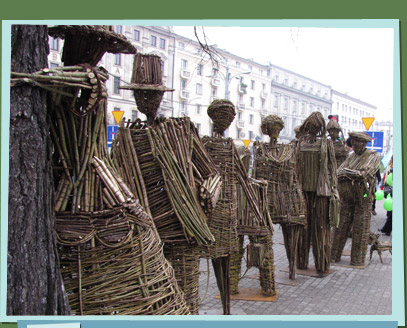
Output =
[{"x1": 224, "y1": 65, "x2": 250, "y2": 99}]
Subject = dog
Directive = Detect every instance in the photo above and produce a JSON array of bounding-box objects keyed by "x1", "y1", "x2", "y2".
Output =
[{"x1": 368, "y1": 232, "x2": 392, "y2": 263}]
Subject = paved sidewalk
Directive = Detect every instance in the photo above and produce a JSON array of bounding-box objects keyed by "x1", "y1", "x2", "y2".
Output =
[{"x1": 198, "y1": 199, "x2": 392, "y2": 315}]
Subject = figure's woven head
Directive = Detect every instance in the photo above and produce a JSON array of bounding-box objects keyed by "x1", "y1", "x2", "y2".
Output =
[
  {"x1": 300, "y1": 111, "x2": 326, "y2": 137},
  {"x1": 207, "y1": 99, "x2": 236, "y2": 135},
  {"x1": 261, "y1": 114, "x2": 284, "y2": 139}
]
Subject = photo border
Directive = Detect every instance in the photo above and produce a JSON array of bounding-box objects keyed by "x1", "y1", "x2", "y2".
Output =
[{"x1": 0, "y1": 11, "x2": 404, "y2": 328}]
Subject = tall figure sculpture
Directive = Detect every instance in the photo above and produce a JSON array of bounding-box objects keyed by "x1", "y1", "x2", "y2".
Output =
[
  {"x1": 113, "y1": 53, "x2": 221, "y2": 314},
  {"x1": 252, "y1": 115, "x2": 307, "y2": 280},
  {"x1": 296, "y1": 111, "x2": 339, "y2": 276},
  {"x1": 203, "y1": 99, "x2": 273, "y2": 313},
  {"x1": 327, "y1": 118, "x2": 349, "y2": 168},
  {"x1": 331, "y1": 132, "x2": 381, "y2": 266}
]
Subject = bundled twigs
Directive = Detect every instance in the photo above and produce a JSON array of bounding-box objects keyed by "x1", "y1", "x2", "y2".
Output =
[
  {"x1": 48, "y1": 25, "x2": 137, "y2": 66},
  {"x1": 56, "y1": 156, "x2": 190, "y2": 315}
]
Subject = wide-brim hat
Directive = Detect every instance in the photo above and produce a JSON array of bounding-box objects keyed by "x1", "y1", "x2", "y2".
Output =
[{"x1": 348, "y1": 131, "x2": 372, "y2": 143}]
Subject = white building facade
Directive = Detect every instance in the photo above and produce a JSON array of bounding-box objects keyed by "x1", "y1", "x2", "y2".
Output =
[{"x1": 49, "y1": 25, "x2": 389, "y2": 150}]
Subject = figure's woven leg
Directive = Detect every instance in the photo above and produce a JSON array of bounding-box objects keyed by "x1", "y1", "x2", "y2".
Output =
[
  {"x1": 331, "y1": 201, "x2": 354, "y2": 262},
  {"x1": 282, "y1": 224, "x2": 301, "y2": 279},
  {"x1": 311, "y1": 196, "x2": 331, "y2": 274},
  {"x1": 350, "y1": 199, "x2": 371, "y2": 266},
  {"x1": 296, "y1": 191, "x2": 313, "y2": 269},
  {"x1": 257, "y1": 235, "x2": 277, "y2": 296},
  {"x1": 212, "y1": 256, "x2": 231, "y2": 315},
  {"x1": 229, "y1": 235, "x2": 245, "y2": 294}
]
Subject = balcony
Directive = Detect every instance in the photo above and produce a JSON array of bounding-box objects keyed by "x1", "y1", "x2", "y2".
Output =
[
  {"x1": 211, "y1": 78, "x2": 221, "y2": 86},
  {"x1": 237, "y1": 102, "x2": 246, "y2": 110},
  {"x1": 237, "y1": 120, "x2": 245, "y2": 128},
  {"x1": 261, "y1": 107, "x2": 268, "y2": 115},
  {"x1": 180, "y1": 90, "x2": 189, "y2": 99},
  {"x1": 261, "y1": 91, "x2": 269, "y2": 99},
  {"x1": 238, "y1": 83, "x2": 247, "y2": 94},
  {"x1": 180, "y1": 69, "x2": 191, "y2": 79},
  {"x1": 211, "y1": 96, "x2": 219, "y2": 103}
]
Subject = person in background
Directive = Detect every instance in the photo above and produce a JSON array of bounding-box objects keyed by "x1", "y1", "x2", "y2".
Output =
[
  {"x1": 371, "y1": 169, "x2": 381, "y2": 215},
  {"x1": 379, "y1": 157, "x2": 393, "y2": 236}
]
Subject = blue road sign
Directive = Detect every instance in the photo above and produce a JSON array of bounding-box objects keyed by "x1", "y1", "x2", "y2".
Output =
[
  {"x1": 107, "y1": 125, "x2": 118, "y2": 148},
  {"x1": 365, "y1": 131, "x2": 384, "y2": 153}
]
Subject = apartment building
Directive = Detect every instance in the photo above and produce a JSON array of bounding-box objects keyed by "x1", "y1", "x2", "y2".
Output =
[
  {"x1": 48, "y1": 25, "x2": 387, "y2": 149},
  {"x1": 331, "y1": 90, "x2": 378, "y2": 138},
  {"x1": 269, "y1": 64, "x2": 333, "y2": 143}
]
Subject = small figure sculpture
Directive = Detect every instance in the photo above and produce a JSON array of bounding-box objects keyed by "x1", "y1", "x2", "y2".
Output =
[
  {"x1": 331, "y1": 132, "x2": 381, "y2": 266},
  {"x1": 252, "y1": 115, "x2": 307, "y2": 280},
  {"x1": 296, "y1": 111, "x2": 339, "y2": 276},
  {"x1": 203, "y1": 99, "x2": 273, "y2": 313},
  {"x1": 327, "y1": 118, "x2": 349, "y2": 167}
]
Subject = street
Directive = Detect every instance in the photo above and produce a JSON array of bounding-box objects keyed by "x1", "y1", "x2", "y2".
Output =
[{"x1": 198, "y1": 197, "x2": 392, "y2": 315}]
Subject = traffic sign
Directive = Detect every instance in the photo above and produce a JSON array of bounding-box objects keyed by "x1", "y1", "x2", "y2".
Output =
[
  {"x1": 365, "y1": 131, "x2": 384, "y2": 153},
  {"x1": 362, "y1": 117, "x2": 375, "y2": 130},
  {"x1": 112, "y1": 110, "x2": 124, "y2": 124},
  {"x1": 107, "y1": 125, "x2": 118, "y2": 148},
  {"x1": 243, "y1": 139, "x2": 251, "y2": 148}
]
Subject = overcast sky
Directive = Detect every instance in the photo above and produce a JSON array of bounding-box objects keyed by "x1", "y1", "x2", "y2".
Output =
[{"x1": 173, "y1": 26, "x2": 394, "y2": 122}]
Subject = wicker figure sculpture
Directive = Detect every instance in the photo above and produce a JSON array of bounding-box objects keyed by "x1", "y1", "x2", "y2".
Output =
[
  {"x1": 112, "y1": 53, "x2": 222, "y2": 315},
  {"x1": 296, "y1": 111, "x2": 340, "y2": 276},
  {"x1": 331, "y1": 132, "x2": 381, "y2": 266},
  {"x1": 42, "y1": 26, "x2": 190, "y2": 314},
  {"x1": 203, "y1": 99, "x2": 273, "y2": 313},
  {"x1": 252, "y1": 115, "x2": 307, "y2": 280},
  {"x1": 327, "y1": 119, "x2": 349, "y2": 168}
]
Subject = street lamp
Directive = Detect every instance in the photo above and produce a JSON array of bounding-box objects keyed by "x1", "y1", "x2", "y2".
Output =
[{"x1": 224, "y1": 65, "x2": 250, "y2": 100}]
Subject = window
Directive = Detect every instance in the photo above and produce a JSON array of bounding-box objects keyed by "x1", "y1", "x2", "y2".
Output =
[
  {"x1": 284, "y1": 78, "x2": 288, "y2": 85},
  {"x1": 197, "y1": 64, "x2": 203, "y2": 76},
  {"x1": 196, "y1": 123, "x2": 201, "y2": 134},
  {"x1": 180, "y1": 79, "x2": 187, "y2": 90},
  {"x1": 274, "y1": 75, "x2": 279, "y2": 82},
  {"x1": 50, "y1": 37, "x2": 59, "y2": 51},
  {"x1": 259, "y1": 69, "x2": 263, "y2": 75},
  {"x1": 160, "y1": 60, "x2": 165, "y2": 76},
  {"x1": 181, "y1": 59, "x2": 188, "y2": 70},
  {"x1": 261, "y1": 99, "x2": 265, "y2": 109},
  {"x1": 248, "y1": 65, "x2": 252, "y2": 71},
  {"x1": 274, "y1": 95, "x2": 279, "y2": 107},
  {"x1": 159, "y1": 38, "x2": 166, "y2": 49},
  {"x1": 249, "y1": 131, "x2": 254, "y2": 140},
  {"x1": 293, "y1": 81, "x2": 297, "y2": 88},
  {"x1": 211, "y1": 67, "x2": 218, "y2": 77},
  {"x1": 178, "y1": 42, "x2": 185, "y2": 49},
  {"x1": 267, "y1": 69, "x2": 271, "y2": 77},
  {"x1": 249, "y1": 114, "x2": 254, "y2": 124},
  {"x1": 211, "y1": 87, "x2": 217, "y2": 97},
  {"x1": 113, "y1": 76, "x2": 120, "y2": 94},
  {"x1": 196, "y1": 83, "x2": 203, "y2": 95},
  {"x1": 262, "y1": 83, "x2": 266, "y2": 92},
  {"x1": 132, "y1": 110, "x2": 138, "y2": 122},
  {"x1": 251, "y1": 80, "x2": 255, "y2": 90},
  {"x1": 115, "y1": 25, "x2": 123, "y2": 34},
  {"x1": 236, "y1": 61, "x2": 241, "y2": 68},
  {"x1": 134, "y1": 29, "x2": 140, "y2": 41},
  {"x1": 196, "y1": 104, "x2": 201, "y2": 115},
  {"x1": 180, "y1": 101, "x2": 187, "y2": 114},
  {"x1": 301, "y1": 102, "x2": 305, "y2": 114},
  {"x1": 238, "y1": 112, "x2": 242, "y2": 120},
  {"x1": 250, "y1": 97, "x2": 254, "y2": 107},
  {"x1": 151, "y1": 35, "x2": 157, "y2": 47},
  {"x1": 293, "y1": 100, "x2": 297, "y2": 110},
  {"x1": 283, "y1": 97, "x2": 288, "y2": 110},
  {"x1": 114, "y1": 54, "x2": 121, "y2": 66}
]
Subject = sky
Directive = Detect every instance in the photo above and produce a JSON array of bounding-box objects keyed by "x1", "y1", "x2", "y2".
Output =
[{"x1": 173, "y1": 26, "x2": 394, "y2": 122}]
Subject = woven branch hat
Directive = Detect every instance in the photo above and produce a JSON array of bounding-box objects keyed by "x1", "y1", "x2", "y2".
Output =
[
  {"x1": 261, "y1": 114, "x2": 284, "y2": 136},
  {"x1": 299, "y1": 111, "x2": 326, "y2": 136},
  {"x1": 348, "y1": 131, "x2": 372, "y2": 143},
  {"x1": 327, "y1": 118, "x2": 341, "y2": 131}
]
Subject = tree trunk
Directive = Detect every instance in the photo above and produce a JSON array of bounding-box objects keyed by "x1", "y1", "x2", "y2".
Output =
[{"x1": 7, "y1": 25, "x2": 71, "y2": 315}]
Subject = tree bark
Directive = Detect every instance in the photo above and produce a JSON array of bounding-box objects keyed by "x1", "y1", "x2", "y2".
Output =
[{"x1": 7, "y1": 25, "x2": 71, "y2": 315}]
